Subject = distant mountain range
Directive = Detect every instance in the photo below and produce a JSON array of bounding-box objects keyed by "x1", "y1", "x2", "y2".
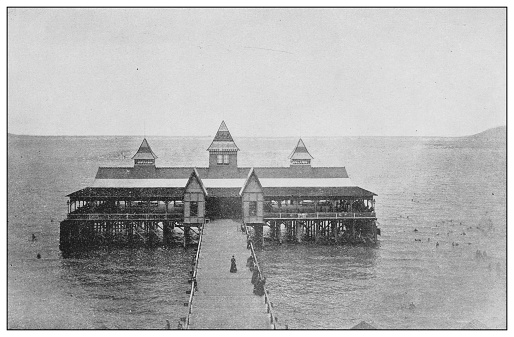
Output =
[{"x1": 466, "y1": 125, "x2": 506, "y2": 141}]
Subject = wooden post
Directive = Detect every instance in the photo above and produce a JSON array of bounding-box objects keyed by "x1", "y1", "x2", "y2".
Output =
[
  {"x1": 253, "y1": 224, "x2": 264, "y2": 248},
  {"x1": 372, "y1": 220, "x2": 377, "y2": 243},
  {"x1": 277, "y1": 222, "x2": 282, "y2": 243},
  {"x1": 314, "y1": 220, "x2": 319, "y2": 243},
  {"x1": 296, "y1": 222, "x2": 302, "y2": 243},
  {"x1": 183, "y1": 226, "x2": 187, "y2": 248},
  {"x1": 163, "y1": 221, "x2": 170, "y2": 246}
]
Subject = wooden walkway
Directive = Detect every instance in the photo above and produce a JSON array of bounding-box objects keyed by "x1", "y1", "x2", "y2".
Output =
[{"x1": 187, "y1": 219, "x2": 272, "y2": 329}]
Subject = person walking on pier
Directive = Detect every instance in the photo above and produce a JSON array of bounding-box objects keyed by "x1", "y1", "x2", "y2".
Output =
[
  {"x1": 230, "y1": 255, "x2": 237, "y2": 273},
  {"x1": 253, "y1": 277, "x2": 266, "y2": 296},
  {"x1": 251, "y1": 267, "x2": 259, "y2": 284},
  {"x1": 247, "y1": 255, "x2": 255, "y2": 271}
]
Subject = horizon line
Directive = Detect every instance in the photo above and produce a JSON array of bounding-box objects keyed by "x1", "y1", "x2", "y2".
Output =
[{"x1": 7, "y1": 124, "x2": 506, "y2": 139}]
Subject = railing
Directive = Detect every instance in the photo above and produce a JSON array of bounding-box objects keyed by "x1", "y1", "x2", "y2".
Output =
[
  {"x1": 67, "y1": 213, "x2": 183, "y2": 220},
  {"x1": 183, "y1": 224, "x2": 204, "y2": 330},
  {"x1": 246, "y1": 226, "x2": 279, "y2": 329},
  {"x1": 264, "y1": 211, "x2": 376, "y2": 219}
]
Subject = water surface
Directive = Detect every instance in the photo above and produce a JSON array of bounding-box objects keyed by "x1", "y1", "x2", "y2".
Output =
[{"x1": 7, "y1": 134, "x2": 506, "y2": 329}]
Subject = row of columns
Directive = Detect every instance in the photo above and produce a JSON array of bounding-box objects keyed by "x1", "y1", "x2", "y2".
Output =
[
  {"x1": 68, "y1": 199, "x2": 185, "y2": 214},
  {"x1": 263, "y1": 220, "x2": 378, "y2": 245},
  {"x1": 267, "y1": 198, "x2": 375, "y2": 212},
  {"x1": 59, "y1": 219, "x2": 199, "y2": 252}
]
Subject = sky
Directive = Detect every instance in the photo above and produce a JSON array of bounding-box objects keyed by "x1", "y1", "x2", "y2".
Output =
[{"x1": 7, "y1": 8, "x2": 506, "y2": 137}]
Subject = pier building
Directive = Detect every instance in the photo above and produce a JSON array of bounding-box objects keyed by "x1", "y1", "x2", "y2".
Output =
[{"x1": 59, "y1": 121, "x2": 378, "y2": 252}]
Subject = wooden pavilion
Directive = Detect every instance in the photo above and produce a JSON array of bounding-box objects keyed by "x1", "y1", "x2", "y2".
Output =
[{"x1": 59, "y1": 121, "x2": 378, "y2": 252}]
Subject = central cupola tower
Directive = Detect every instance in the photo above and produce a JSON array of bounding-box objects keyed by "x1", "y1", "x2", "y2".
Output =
[
  {"x1": 207, "y1": 121, "x2": 240, "y2": 168},
  {"x1": 132, "y1": 138, "x2": 158, "y2": 166}
]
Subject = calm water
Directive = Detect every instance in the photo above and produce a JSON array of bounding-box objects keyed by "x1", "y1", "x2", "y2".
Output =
[{"x1": 7, "y1": 134, "x2": 506, "y2": 329}]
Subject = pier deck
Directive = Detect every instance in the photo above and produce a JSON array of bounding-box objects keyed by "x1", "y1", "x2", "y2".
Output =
[{"x1": 188, "y1": 219, "x2": 272, "y2": 329}]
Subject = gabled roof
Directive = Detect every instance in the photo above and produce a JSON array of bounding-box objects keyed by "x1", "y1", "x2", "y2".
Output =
[
  {"x1": 132, "y1": 138, "x2": 158, "y2": 160},
  {"x1": 239, "y1": 168, "x2": 263, "y2": 196},
  {"x1": 184, "y1": 168, "x2": 208, "y2": 196},
  {"x1": 289, "y1": 138, "x2": 313, "y2": 160},
  {"x1": 207, "y1": 121, "x2": 240, "y2": 152}
]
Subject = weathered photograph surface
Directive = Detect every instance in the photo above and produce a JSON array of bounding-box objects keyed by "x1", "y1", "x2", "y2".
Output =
[{"x1": 7, "y1": 8, "x2": 506, "y2": 329}]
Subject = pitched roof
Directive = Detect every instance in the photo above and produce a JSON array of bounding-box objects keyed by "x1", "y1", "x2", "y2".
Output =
[
  {"x1": 185, "y1": 168, "x2": 208, "y2": 196},
  {"x1": 67, "y1": 187, "x2": 184, "y2": 199},
  {"x1": 67, "y1": 186, "x2": 375, "y2": 199},
  {"x1": 207, "y1": 121, "x2": 240, "y2": 152},
  {"x1": 95, "y1": 166, "x2": 349, "y2": 180},
  {"x1": 239, "y1": 168, "x2": 263, "y2": 196},
  {"x1": 255, "y1": 166, "x2": 348, "y2": 179},
  {"x1": 132, "y1": 138, "x2": 158, "y2": 160},
  {"x1": 289, "y1": 138, "x2": 313, "y2": 160},
  {"x1": 91, "y1": 164, "x2": 376, "y2": 197},
  {"x1": 95, "y1": 166, "x2": 194, "y2": 179}
]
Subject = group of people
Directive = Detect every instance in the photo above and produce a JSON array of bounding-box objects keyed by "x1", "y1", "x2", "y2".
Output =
[
  {"x1": 336, "y1": 227, "x2": 375, "y2": 244},
  {"x1": 247, "y1": 255, "x2": 266, "y2": 296},
  {"x1": 264, "y1": 199, "x2": 375, "y2": 214},
  {"x1": 228, "y1": 254, "x2": 265, "y2": 296}
]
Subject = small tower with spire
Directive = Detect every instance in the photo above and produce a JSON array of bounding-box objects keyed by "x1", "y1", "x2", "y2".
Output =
[
  {"x1": 132, "y1": 138, "x2": 158, "y2": 166},
  {"x1": 207, "y1": 121, "x2": 240, "y2": 168},
  {"x1": 289, "y1": 138, "x2": 313, "y2": 166}
]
